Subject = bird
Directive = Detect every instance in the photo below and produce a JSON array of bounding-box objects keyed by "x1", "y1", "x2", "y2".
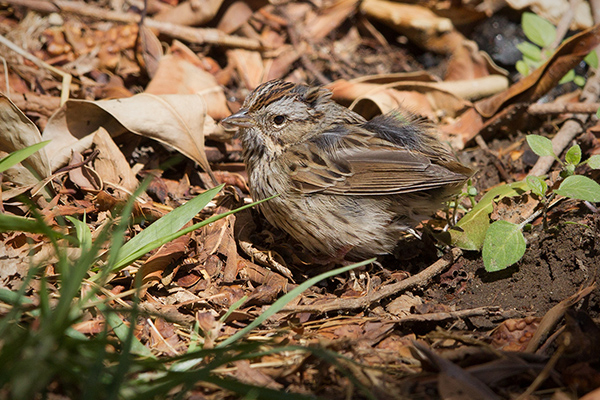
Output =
[{"x1": 222, "y1": 79, "x2": 473, "y2": 261}]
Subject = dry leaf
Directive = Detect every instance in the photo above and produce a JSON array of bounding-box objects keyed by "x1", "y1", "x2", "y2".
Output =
[
  {"x1": 440, "y1": 107, "x2": 485, "y2": 149},
  {"x1": 349, "y1": 72, "x2": 439, "y2": 85},
  {"x1": 490, "y1": 317, "x2": 541, "y2": 352},
  {"x1": 42, "y1": 93, "x2": 217, "y2": 184},
  {"x1": 386, "y1": 293, "x2": 423, "y2": 317},
  {"x1": 91, "y1": 127, "x2": 139, "y2": 193},
  {"x1": 490, "y1": 194, "x2": 540, "y2": 225},
  {"x1": 304, "y1": 0, "x2": 359, "y2": 41},
  {"x1": 67, "y1": 152, "x2": 102, "y2": 192},
  {"x1": 349, "y1": 83, "x2": 471, "y2": 121},
  {"x1": 0, "y1": 94, "x2": 51, "y2": 182},
  {"x1": 475, "y1": 24, "x2": 600, "y2": 118},
  {"x1": 444, "y1": 41, "x2": 494, "y2": 81},
  {"x1": 228, "y1": 49, "x2": 266, "y2": 90},
  {"x1": 145, "y1": 47, "x2": 230, "y2": 120},
  {"x1": 216, "y1": 1, "x2": 254, "y2": 34},
  {"x1": 351, "y1": 88, "x2": 436, "y2": 120},
  {"x1": 361, "y1": 0, "x2": 463, "y2": 54},
  {"x1": 264, "y1": 44, "x2": 303, "y2": 82},
  {"x1": 138, "y1": 25, "x2": 163, "y2": 78},
  {"x1": 154, "y1": 0, "x2": 224, "y2": 26}
]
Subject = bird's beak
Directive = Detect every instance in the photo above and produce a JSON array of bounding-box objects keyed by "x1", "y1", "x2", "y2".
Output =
[{"x1": 221, "y1": 109, "x2": 254, "y2": 129}]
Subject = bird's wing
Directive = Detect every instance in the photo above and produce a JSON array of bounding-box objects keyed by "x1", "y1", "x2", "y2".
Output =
[{"x1": 287, "y1": 141, "x2": 469, "y2": 196}]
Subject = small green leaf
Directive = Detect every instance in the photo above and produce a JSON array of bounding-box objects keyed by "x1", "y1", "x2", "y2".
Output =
[
  {"x1": 587, "y1": 155, "x2": 600, "y2": 169},
  {"x1": 584, "y1": 50, "x2": 598, "y2": 68},
  {"x1": 522, "y1": 12, "x2": 556, "y2": 48},
  {"x1": 482, "y1": 221, "x2": 527, "y2": 272},
  {"x1": 516, "y1": 60, "x2": 530, "y2": 76},
  {"x1": 555, "y1": 175, "x2": 600, "y2": 202},
  {"x1": 573, "y1": 75, "x2": 586, "y2": 87},
  {"x1": 526, "y1": 175, "x2": 547, "y2": 197},
  {"x1": 527, "y1": 135, "x2": 555, "y2": 157},
  {"x1": 565, "y1": 144, "x2": 582, "y2": 165},
  {"x1": 467, "y1": 186, "x2": 478, "y2": 197},
  {"x1": 516, "y1": 42, "x2": 542, "y2": 61},
  {"x1": 559, "y1": 69, "x2": 575, "y2": 84},
  {"x1": 562, "y1": 163, "x2": 576, "y2": 178},
  {"x1": 451, "y1": 181, "x2": 530, "y2": 251}
]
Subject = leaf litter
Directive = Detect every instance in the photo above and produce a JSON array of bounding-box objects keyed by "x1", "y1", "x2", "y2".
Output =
[{"x1": 0, "y1": 1, "x2": 599, "y2": 399}]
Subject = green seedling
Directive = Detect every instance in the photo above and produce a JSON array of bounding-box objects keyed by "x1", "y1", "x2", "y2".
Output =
[
  {"x1": 451, "y1": 135, "x2": 600, "y2": 272},
  {"x1": 516, "y1": 12, "x2": 597, "y2": 86}
]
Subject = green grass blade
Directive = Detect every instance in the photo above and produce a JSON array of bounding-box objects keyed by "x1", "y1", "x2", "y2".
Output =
[
  {"x1": 112, "y1": 184, "x2": 224, "y2": 271},
  {"x1": 0, "y1": 140, "x2": 50, "y2": 173},
  {"x1": 101, "y1": 308, "x2": 153, "y2": 358},
  {"x1": 0, "y1": 213, "x2": 63, "y2": 238},
  {"x1": 112, "y1": 191, "x2": 274, "y2": 272},
  {"x1": 218, "y1": 258, "x2": 375, "y2": 348},
  {"x1": 65, "y1": 214, "x2": 92, "y2": 252}
]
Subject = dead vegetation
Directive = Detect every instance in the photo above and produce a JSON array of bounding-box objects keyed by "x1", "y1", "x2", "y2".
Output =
[{"x1": 1, "y1": 0, "x2": 600, "y2": 399}]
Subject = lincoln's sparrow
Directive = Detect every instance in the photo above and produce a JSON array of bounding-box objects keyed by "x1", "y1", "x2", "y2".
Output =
[{"x1": 222, "y1": 80, "x2": 473, "y2": 260}]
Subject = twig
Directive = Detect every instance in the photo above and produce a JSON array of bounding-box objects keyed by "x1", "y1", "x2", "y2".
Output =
[
  {"x1": 528, "y1": 69, "x2": 600, "y2": 177},
  {"x1": 4, "y1": 0, "x2": 264, "y2": 50},
  {"x1": 550, "y1": 0, "x2": 581, "y2": 50},
  {"x1": 1, "y1": 56, "x2": 9, "y2": 97},
  {"x1": 0, "y1": 34, "x2": 71, "y2": 105},
  {"x1": 287, "y1": 25, "x2": 330, "y2": 85},
  {"x1": 591, "y1": 0, "x2": 600, "y2": 25},
  {"x1": 147, "y1": 317, "x2": 181, "y2": 355},
  {"x1": 515, "y1": 196, "x2": 562, "y2": 230},
  {"x1": 516, "y1": 342, "x2": 566, "y2": 400},
  {"x1": 524, "y1": 284, "x2": 596, "y2": 353},
  {"x1": 54, "y1": 149, "x2": 100, "y2": 174},
  {"x1": 389, "y1": 306, "x2": 501, "y2": 323},
  {"x1": 283, "y1": 247, "x2": 462, "y2": 313},
  {"x1": 527, "y1": 102, "x2": 600, "y2": 115}
]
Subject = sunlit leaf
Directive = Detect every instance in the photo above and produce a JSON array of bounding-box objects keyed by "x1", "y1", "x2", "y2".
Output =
[
  {"x1": 558, "y1": 69, "x2": 575, "y2": 84},
  {"x1": 526, "y1": 176, "x2": 547, "y2": 197},
  {"x1": 451, "y1": 181, "x2": 530, "y2": 250},
  {"x1": 482, "y1": 221, "x2": 526, "y2": 272},
  {"x1": 584, "y1": 50, "x2": 598, "y2": 68},
  {"x1": 555, "y1": 175, "x2": 600, "y2": 202},
  {"x1": 522, "y1": 12, "x2": 556, "y2": 48},
  {"x1": 573, "y1": 75, "x2": 586, "y2": 87},
  {"x1": 587, "y1": 155, "x2": 600, "y2": 169},
  {"x1": 113, "y1": 184, "x2": 224, "y2": 271},
  {"x1": 565, "y1": 144, "x2": 582, "y2": 165},
  {"x1": 527, "y1": 135, "x2": 555, "y2": 157},
  {"x1": 516, "y1": 42, "x2": 542, "y2": 61}
]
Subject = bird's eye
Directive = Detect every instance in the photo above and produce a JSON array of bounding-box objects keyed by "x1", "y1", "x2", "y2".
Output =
[{"x1": 273, "y1": 115, "x2": 286, "y2": 125}]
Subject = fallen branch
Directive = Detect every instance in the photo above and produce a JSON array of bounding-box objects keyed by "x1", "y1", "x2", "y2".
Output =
[
  {"x1": 527, "y1": 102, "x2": 600, "y2": 115},
  {"x1": 5, "y1": 0, "x2": 264, "y2": 50},
  {"x1": 528, "y1": 69, "x2": 600, "y2": 177},
  {"x1": 0, "y1": 33, "x2": 71, "y2": 105},
  {"x1": 283, "y1": 247, "x2": 462, "y2": 314},
  {"x1": 389, "y1": 306, "x2": 501, "y2": 324}
]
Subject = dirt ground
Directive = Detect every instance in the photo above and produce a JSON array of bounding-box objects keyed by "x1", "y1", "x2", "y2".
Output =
[{"x1": 441, "y1": 138, "x2": 600, "y2": 325}]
